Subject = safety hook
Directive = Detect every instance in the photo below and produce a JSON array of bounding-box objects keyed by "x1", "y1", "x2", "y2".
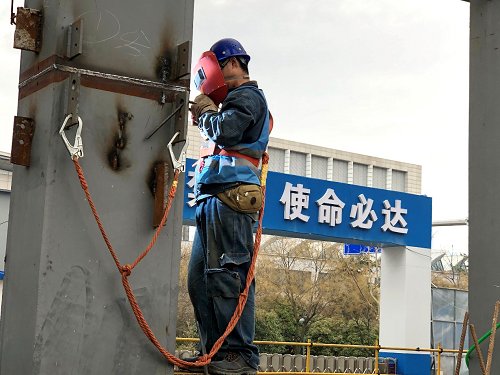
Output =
[
  {"x1": 167, "y1": 131, "x2": 187, "y2": 173},
  {"x1": 59, "y1": 114, "x2": 84, "y2": 159}
]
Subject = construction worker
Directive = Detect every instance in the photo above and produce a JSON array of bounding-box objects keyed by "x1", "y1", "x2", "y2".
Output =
[{"x1": 188, "y1": 38, "x2": 271, "y2": 375}]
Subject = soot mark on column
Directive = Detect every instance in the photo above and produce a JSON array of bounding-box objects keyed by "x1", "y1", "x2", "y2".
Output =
[{"x1": 108, "y1": 109, "x2": 133, "y2": 171}]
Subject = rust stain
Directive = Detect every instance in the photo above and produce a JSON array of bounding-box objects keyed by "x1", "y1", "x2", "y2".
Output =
[
  {"x1": 81, "y1": 75, "x2": 170, "y2": 102},
  {"x1": 14, "y1": 8, "x2": 43, "y2": 53},
  {"x1": 19, "y1": 70, "x2": 67, "y2": 100},
  {"x1": 152, "y1": 162, "x2": 169, "y2": 228},
  {"x1": 11, "y1": 116, "x2": 35, "y2": 167},
  {"x1": 19, "y1": 55, "x2": 58, "y2": 82}
]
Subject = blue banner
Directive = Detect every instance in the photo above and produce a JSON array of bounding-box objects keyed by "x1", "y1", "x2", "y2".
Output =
[{"x1": 183, "y1": 158, "x2": 432, "y2": 248}]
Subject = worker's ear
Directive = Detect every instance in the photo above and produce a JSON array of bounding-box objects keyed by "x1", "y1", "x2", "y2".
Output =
[{"x1": 230, "y1": 57, "x2": 239, "y2": 68}]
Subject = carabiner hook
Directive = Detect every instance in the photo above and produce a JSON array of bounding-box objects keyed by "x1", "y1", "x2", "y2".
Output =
[
  {"x1": 59, "y1": 114, "x2": 84, "y2": 159},
  {"x1": 167, "y1": 131, "x2": 187, "y2": 173}
]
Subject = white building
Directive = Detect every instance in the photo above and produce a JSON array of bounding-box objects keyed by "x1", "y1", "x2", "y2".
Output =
[{"x1": 186, "y1": 125, "x2": 421, "y2": 194}]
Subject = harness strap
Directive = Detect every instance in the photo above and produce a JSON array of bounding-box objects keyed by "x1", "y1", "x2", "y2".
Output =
[
  {"x1": 217, "y1": 149, "x2": 260, "y2": 167},
  {"x1": 198, "y1": 111, "x2": 273, "y2": 167},
  {"x1": 198, "y1": 141, "x2": 260, "y2": 167}
]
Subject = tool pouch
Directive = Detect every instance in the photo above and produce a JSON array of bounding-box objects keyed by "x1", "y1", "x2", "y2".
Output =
[{"x1": 217, "y1": 184, "x2": 263, "y2": 213}]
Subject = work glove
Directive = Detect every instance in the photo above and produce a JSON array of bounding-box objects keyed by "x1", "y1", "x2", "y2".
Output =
[{"x1": 189, "y1": 94, "x2": 218, "y2": 123}]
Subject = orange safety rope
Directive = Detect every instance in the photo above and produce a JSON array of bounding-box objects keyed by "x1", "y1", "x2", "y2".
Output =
[{"x1": 70, "y1": 151, "x2": 269, "y2": 369}]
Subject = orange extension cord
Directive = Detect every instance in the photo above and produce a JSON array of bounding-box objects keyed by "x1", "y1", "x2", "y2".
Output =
[{"x1": 71, "y1": 152, "x2": 269, "y2": 369}]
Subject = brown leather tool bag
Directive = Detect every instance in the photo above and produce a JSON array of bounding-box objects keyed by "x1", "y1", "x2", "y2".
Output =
[{"x1": 217, "y1": 184, "x2": 263, "y2": 213}]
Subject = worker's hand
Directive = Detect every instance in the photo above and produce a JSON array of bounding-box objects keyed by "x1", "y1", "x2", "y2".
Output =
[{"x1": 189, "y1": 94, "x2": 218, "y2": 122}]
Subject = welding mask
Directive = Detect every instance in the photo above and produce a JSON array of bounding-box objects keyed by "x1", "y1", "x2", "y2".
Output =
[{"x1": 193, "y1": 51, "x2": 228, "y2": 106}]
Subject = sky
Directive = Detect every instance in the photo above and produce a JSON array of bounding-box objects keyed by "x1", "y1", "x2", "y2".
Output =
[{"x1": 0, "y1": 0, "x2": 470, "y2": 254}]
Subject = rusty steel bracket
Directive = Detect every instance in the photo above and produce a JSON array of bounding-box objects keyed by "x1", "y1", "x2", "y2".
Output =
[
  {"x1": 13, "y1": 7, "x2": 43, "y2": 53},
  {"x1": 66, "y1": 18, "x2": 83, "y2": 59},
  {"x1": 11, "y1": 116, "x2": 35, "y2": 167},
  {"x1": 152, "y1": 162, "x2": 169, "y2": 228},
  {"x1": 66, "y1": 73, "x2": 81, "y2": 122},
  {"x1": 175, "y1": 40, "x2": 191, "y2": 80}
]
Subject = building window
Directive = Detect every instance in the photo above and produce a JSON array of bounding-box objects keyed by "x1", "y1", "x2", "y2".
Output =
[
  {"x1": 311, "y1": 156, "x2": 328, "y2": 180},
  {"x1": 268, "y1": 147, "x2": 285, "y2": 173},
  {"x1": 290, "y1": 151, "x2": 307, "y2": 176},
  {"x1": 431, "y1": 288, "x2": 468, "y2": 374},
  {"x1": 332, "y1": 159, "x2": 348, "y2": 183},
  {"x1": 392, "y1": 169, "x2": 407, "y2": 192},
  {"x1": 373, "y1": 167, "x2": 387, "y2": 189},
  {"x1": 353, "y1": 163, "x2": 368, "y2": 186},
  {"x1": 182, "y1": 225, "x2": 190, "y2": 242}
]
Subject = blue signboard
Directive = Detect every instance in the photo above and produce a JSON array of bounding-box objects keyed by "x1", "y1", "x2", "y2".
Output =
[
  {"x1": 183, "y1": 158, "x2": 432, "y2": 248},
  {"x1": 343, "y1": 244, "x2": 381, "y2": 255}
]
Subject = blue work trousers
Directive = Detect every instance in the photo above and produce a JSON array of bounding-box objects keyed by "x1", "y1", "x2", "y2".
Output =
[{"x1": 188, "y1": 196, "x2": 259, "y2": 369}]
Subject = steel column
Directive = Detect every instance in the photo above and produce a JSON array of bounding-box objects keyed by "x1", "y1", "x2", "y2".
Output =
[
  {"x1": 0, "y1": 1, "x2": 193, "y2": 374},
  {"x1": 470, "y1": 0, "x2": 500, "y2": 374}
]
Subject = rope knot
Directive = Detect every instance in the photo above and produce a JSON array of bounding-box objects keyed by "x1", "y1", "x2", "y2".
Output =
[{"x1": 121, "y1": 264, "x2": 132, "y2": 277}]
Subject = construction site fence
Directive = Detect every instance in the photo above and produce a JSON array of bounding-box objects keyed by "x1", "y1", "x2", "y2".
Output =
[{"x1": 176, "y1": 337, "x2": 466, "y2": 375}]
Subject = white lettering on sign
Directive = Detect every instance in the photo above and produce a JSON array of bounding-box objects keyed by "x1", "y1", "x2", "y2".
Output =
[
  {"x1": 381, "y1": 199, "x2": 409, "y2": 234},
  {"x1": 186, "y1": 175, "x2": 410, "y2": 236},
  {"x1": 350, "y1": 194, "x2": 378, "y2": 229},
  {"x1": 279, "y1": 182, "x2": 310, "y2": 222},
  {"x1": 316, "y1": 188, "x2": 345, "y2": 227},
  {"x1": 186, "y1": 171, "x2": 196, "y2": 208}
]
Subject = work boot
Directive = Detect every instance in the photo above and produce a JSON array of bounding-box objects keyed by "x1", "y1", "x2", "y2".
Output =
[
  {"x1": 178, "y1": 352, "x2": 225, "y2": 373},
  {"x1": 208, "y1": 352, "x2": 257, "y2": 375},
  {"x1": 177, "y1": 354, "x2": 206, "y2": 373}
]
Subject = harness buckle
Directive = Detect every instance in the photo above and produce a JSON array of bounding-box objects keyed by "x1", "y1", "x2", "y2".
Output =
[
  {"x1": 59, "y1": 114, "x2": 84, "y2": 159},
  {"x1": 167, "y1": 131, "x2": 187, "y2": 173}
]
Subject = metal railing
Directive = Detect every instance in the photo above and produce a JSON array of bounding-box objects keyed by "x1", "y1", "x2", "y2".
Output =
[{"x1": 176, "y1": 337, "x2": 466, "y2": 374}]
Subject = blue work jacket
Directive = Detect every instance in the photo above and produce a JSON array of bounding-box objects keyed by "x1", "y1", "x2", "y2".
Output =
[{"x1": 195, "y1": 81, "x2": 270, "y2": 200}]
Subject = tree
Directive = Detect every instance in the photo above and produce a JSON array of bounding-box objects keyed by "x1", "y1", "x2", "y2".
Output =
[
  {"x1": 431, "y1": 252, "x2": 468, "y2": 290},
  {"x1": 308, "y1": 318, "x2": 378, "y2": 357},
  {"x1": 176, "y1": 241, "x2": 198, "y2": 349},
  {"x1": 255, "y1": 236, "x2": 379, "y2": 354}
]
